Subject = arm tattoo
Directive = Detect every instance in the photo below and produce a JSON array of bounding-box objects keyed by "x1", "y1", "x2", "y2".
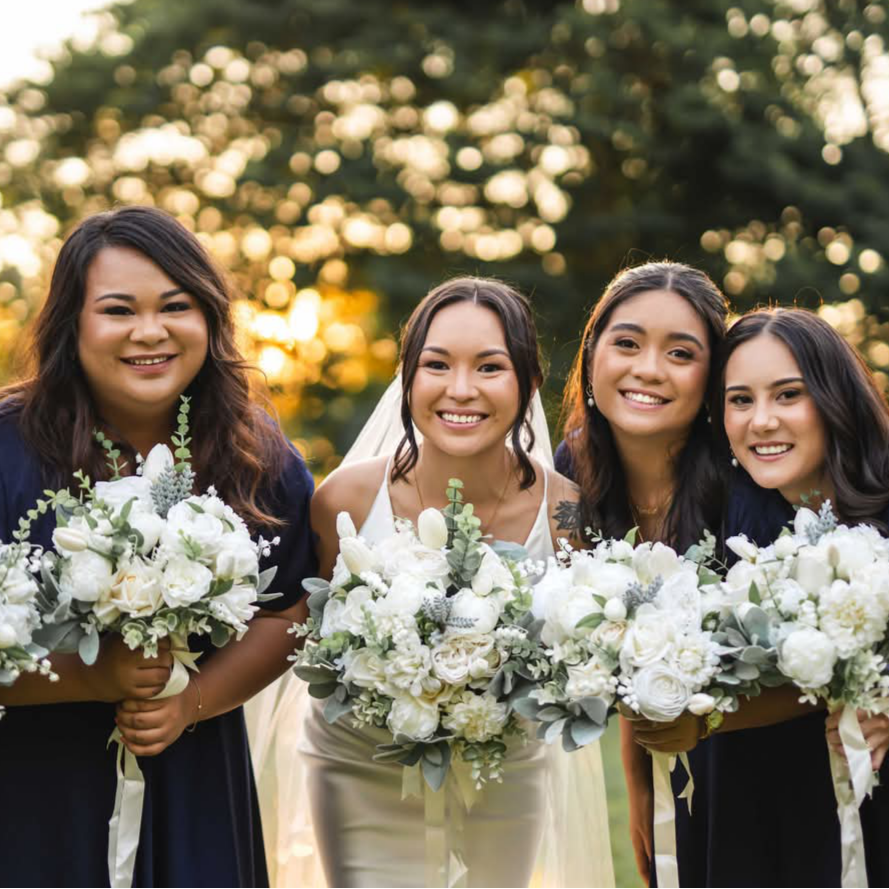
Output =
[{"x1": 554, "y1": 499, "x2": 583, "y2": 537}]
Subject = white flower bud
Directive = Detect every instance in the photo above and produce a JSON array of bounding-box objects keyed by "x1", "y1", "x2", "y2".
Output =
[
  {"x1": 0, "y1": 623, "x2": 18, "y2": 648},
  {"x1": 417, "y1": 508, "x2": 448, "y2": 550},
  {"x1": 336, "y1": 512, "x2": 358, "y2": 540},
  {"x1": 340, "y1": 537, "x2": 378, "y2": 576},
  {"x1": 726, "y1": 535, "x2": 759, "y2": 562},
  {"x1": 774, "y1": 535, "x2": 799, "y2": 560},
  {"x1": 603, "y1": 598, "x2": 627, "y2": 622},
  {"x1": 52, "y1": 526, "x2": 89, "y2": 553},
  {"x1": 688, "y1": 693, "x2": 716, "y2": 716},
  {"x1": 142, "y1": 443, "x2": 175, "y2": 483}
]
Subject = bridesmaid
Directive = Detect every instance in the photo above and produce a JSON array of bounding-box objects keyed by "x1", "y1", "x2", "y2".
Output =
[
  {"x1": 0, "y1": 206, "x2": 315, "y2": 886},
  {"x1": 632, "y1": 307, "x2": 889, "y2": 886},
  {"x1": 555, "y1": 260, "x2": 729, "y2": 884}
]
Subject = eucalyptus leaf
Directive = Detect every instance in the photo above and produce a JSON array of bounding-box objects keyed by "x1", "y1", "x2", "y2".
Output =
[
  {"x1": 323, "y1": 693, "x2": 353, "y2": 724},
  {"x1": 570, "y1": 716, "x2": 605, "y2": 747},
  {"x1": 307, "y1": 681, "x2": 338, "y2": 699},
  {"x1": 397, "y1": 744, "x2": 425, "y2": 768},
  {"x1": 536, "y1": 705, "x2": 567, "y2": 723},
  {"x1": 210, "y1": 623, "x2": 231, "y2": 648},
  {"x1": 490, "y1": 540, "x2": 528, "y2": 561},
  {"x1": 78, "y1": 627, "x2": 100, "y2": 665},
  {"x1": 257, "y1": 566, "x2": 278, "y2": 595},
  {"x1": 422, "y1": 755, "x2": 449, "y2": 792},
  {"x1": 292, "y1": 665, "x2": 337, "y2": 684},
  {"x1": 577, "y1": 696, "x2": 609, "y2": 725},
  {"x1": 545, "y1": 717, "x2": 568, "y2": 745},
  {"x1": 511, "y1": 695, "x2": 544, "y2": 720}
]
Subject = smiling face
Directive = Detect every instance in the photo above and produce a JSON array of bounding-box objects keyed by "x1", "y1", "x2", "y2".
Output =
[
  {"x1": 589, "y1": 289, "x2": 711, "y2": 444},
  {"x1": 409, "y1": 301, "x2": 523, "y2": 458},
  {"x1": 78, "y1": 246, "x2": 209, "y2": 425},
  {"x1": 724, "y1": 333, "x2": 830, "y2": 504}
]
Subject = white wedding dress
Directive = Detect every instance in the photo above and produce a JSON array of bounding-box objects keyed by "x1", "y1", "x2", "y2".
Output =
[{"x1": 246, "y1": 384, "x2": 615, "y2": 888}]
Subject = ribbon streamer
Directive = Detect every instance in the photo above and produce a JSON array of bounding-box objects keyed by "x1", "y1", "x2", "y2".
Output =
[
  {"x1": 651, "y1": 751, "x2": 694, "y2": 889},
  {"x1": 828, "y1": 706, "x2": 874, "y2": 889},
  {"x1": 107, "y1": 638, "x2": 198, "y2": 888}
]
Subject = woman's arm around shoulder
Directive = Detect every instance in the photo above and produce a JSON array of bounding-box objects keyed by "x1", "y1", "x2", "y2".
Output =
[
  {"x1": 311, "y1": 455, "x2": 389, "y2": 579},
  {"x1": 546, "y1": 468, "x2": 585, "y2": 551}
]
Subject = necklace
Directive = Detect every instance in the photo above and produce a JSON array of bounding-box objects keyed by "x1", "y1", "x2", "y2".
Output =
[
  {"x1": 414, "y1": 459, "x2": 514, "y2": 535},
  {"x1": 629, "y1": 493, "x2": 672, "y2": 543}
]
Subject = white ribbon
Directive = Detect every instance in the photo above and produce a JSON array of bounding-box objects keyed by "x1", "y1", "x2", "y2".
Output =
[
  {"x1": 828, "y1": 706, "x2": 874, "y2": 889},
  {"x1": 651, "y1": 751, "x2": 694, "y2": 889},
  {"x1": 107, "y1": 639, "x2": 199, "y2": 888}
]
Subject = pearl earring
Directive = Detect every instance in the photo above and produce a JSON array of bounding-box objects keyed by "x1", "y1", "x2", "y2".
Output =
[
  {"x1": 730, "y1": 451, "x2": 738, "y2": 468},
  {"x1": 585, "y1": 383, "x2": 595, "y2": 408}
]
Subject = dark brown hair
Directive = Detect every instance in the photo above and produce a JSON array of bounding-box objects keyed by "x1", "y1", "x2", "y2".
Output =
[
  {"x1": 561, "y1": 261, "x2": 729, "y2": 551},
  {"x1": 392, "y1": 276, "x2": 544, "y2": 489},
  {"x1": 2, "y1": 205, "x2": 286, "y2": 529},
  {"x1": 716, "y1": 308, "x2": 889, "y2": 528}
]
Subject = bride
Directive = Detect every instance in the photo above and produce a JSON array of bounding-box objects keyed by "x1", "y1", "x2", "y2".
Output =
[{"x1": 250, "y1": 277, "x2": 614, "y2": 887}]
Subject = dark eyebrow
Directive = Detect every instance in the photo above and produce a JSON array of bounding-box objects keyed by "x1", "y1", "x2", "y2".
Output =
[
  {"x1": 420, "y1": 346, "x2": 510, "y2": 359},
  {"x1": 95, "y1": 287, "x2": 186, "y2": 303},
  {"x1": 610, "y1": 322, "x2": 705, "y2": 351},
  {"x1": 725, "y1": 376, "x2": 805, "y2": 393}
]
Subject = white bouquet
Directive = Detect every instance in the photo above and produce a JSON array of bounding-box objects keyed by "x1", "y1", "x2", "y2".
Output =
[
  {"x1": 292, "y1": 479, "x2": 548, "y2": 790},
  {"x1": 524, "y1": 532, "x2": 734, "y2": 744},
  {"x1": 34, "y1": 397, "x2": 279, "y2": 665},
  {"x1": 716, "y1": 501, "x2": 889, "y2": 888},
  {"x1": 0, "y1": 539, "x2": 55, "y2": 719}
]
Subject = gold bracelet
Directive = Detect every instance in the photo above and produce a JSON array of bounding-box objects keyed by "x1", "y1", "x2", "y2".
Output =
[{"x1": 186, "y1": 675, "x2": 203, "y2": 733}]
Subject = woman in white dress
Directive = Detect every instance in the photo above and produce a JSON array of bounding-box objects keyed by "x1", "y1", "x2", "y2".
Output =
[{"x1": 297, "y1": 276, "x2": 613, "y2": 887}]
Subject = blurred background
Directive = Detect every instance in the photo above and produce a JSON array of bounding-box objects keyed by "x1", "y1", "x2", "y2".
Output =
[{"x1": 2, "y1": 1, "x2": 888, "y2": 883}]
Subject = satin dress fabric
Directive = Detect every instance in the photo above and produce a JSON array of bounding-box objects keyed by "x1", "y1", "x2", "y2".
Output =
[{"x1": 298, "y1": 469, "x2": 554, "y2": 888}]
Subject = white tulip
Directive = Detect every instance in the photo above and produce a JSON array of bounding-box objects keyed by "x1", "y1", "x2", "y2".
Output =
[
  {"x1": 417, "y1": 508, "x2": 448, "y2": 550},
  {"x1": 142, "y1": 443, "x2": 175, "y2": 483},
  {"x1": 726, "y1": 535, "x2": 759, "y2": 563},
  {"x1": 340, "y1": 538, "x2": 378, "y2": 576},
  {"x1": 688, "y1": 693, "x2": 716, "y2": 716},
  {"x1": 52, "y1": 526, "x2": 89, "y2": 553},
  {"x1": 336, "y1": 512, "x2": 358, "y2": 540}
]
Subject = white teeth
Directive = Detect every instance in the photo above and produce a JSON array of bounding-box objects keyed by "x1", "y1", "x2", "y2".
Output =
[
  {"x1": 441, "y1": 412, "x2": 483, "y2": 425},
  {"x1": 623, "y1": 391, "x2": 666, "y2": 405},
  {"x1": 127, "y1": 356, "x2": 169, "y2": 366},
  {"x1": 754, "y1": 444, "x2": 792, "y2": 456}
]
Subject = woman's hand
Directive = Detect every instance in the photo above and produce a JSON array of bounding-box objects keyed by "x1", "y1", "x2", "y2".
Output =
[
  {"x1": 115, "y1": 681, "x2": 199, "y2": 757},
  {"x1": 628, "y1": 711, "x2": 703, "y2": 754},
  {"x1": 826, "y1": 708, "x2": 889, "y2": 771},
  {"x1": 87, "y1": 636, "x2": 173, "y2": 703}
]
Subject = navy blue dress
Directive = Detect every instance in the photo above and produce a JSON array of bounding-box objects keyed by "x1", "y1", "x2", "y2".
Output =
[
  {"x1": 677, "y1": 472, "x2": 889, "y2": 887},
  {"x1": 0, "y1": 411, "x2": 316, "y2": 887}
]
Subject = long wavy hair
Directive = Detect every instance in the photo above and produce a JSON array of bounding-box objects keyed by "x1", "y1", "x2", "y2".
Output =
[
  {"x1": 715, "y1": 308, "x2": 889, "y2": 529},
  {"x1": 392, "y1": 276, "x2": 544, "y2": 490},
  {"x1": 1, "y1": 205, "x2": 286, "y2": 529},
  {"x1": 561, "y1": 261, "x2": 729, "y2": 551}
]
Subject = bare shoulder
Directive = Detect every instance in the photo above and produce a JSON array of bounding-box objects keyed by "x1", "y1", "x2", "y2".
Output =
[
  {"x1": 545, "y1": 467, "x2": 583, "y2": 545},
  {"x1": 312, "y1": 456, "x2": 388, "y2": 532}
]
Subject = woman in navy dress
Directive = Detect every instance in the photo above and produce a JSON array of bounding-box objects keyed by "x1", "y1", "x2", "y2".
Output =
[
  {"x1": 632, "y1": 308, "x2": 889, "y2": 886},
  {"x1": 554, "y1": 261, "x2": 729, "y2": 884},
  {"x1": 0, "y1": 206, "x2": 316, "y2": 887}
]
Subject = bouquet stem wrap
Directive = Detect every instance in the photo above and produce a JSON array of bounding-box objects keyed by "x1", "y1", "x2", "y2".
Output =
[
  {"x1": 651, "y1": 751, "x2": 694, "y2": 889},
  {"x1": 402, "y1": 763, "x2": 476, "y2": 888},
  {"x1": 107, "y1": 635, "x2": 199, "y2": 888},
  {"x1": 828, "y1": 706, "x2": 874, "y2": 889}
]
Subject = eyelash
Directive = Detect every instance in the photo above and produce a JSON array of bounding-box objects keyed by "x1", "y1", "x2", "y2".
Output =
[
  {"x1": 613, "y1": 338, "x2": 694, "y2": 360},
  {"x1": 421, "y1": 361, "x2": 505, "y2": 373},
  {"x1": 102, "y1": 302, "x2": 192, "y2": 316},
  {"x1": 727, "y1": 389, "x2": 803, "y2": 406}
]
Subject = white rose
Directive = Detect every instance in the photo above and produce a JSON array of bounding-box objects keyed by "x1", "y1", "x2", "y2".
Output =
[
  {"x1": 779, "y1": 627, "x2": 837, "y2": 688},
  {"x1": 339, "y1": 538, "x2": 379, "y2": 576},
  {"x1": 320, "y1": 597, "x2": 346, "y2": 638},
  {"x1": 378, "y1": 574, "x2": 429, "y2": 617},
  {"x1": 59, "y1": 550, "x2": 114, "y2": 603},
  {"x1": 726, "y1": 535, "x2": 759, "y2": 563},
  {"x1": 336, "y1": 512, "x2": 358, "y2": 540},
  {"x1": 337, "y1": 585, "x2": 374, "y2": 635},
  {"x1": 633, "y1": 542, "x2": 684, "y2": 583},
  {"x1": 108, "y1": 556, "x2": 163, "y2": 617},
  {"x1": 591, "y1": 619, "x2": 628, "y2": 652},
  {"x1": 0, "y1": 564, "x2": 38, "y2": 604},
  {"x1": 620, "y1": 604, "x2": 677, "y2": 669},
  {"x1": 431, "y1": 633, "x2": 499, "y2": 685},
  {"x1": 471, "y1": 545, "x2": 516, "y2": 597},
  {"x1": 161, "y1": 555, "x2": 214, "y2": 608},
  {"x1": 597, "y1": 539, "x2": 635, "y2": 563},
  {"x1": 417, "y1": 508, "x2": 448, "y2": 550},
  {"x1": 688, "y1": 693, "x2": 716, "y2": 716},
  {"x1": 447, "y1": 588, "x2": 502, "y2": 635},
  {"x1": 387, "y1": 692, "x2": 440, "y2": 740},
  {"x1": 383, "y1": 639, "x2": 433, "y2": 696},
  {"x1": 825, "y1": 531, "x2": 878, "y2": 581},
  {"x1": 0, "y1": 603, "x2": 35, "y2": 648},
  {"x1": 564, "y1": 659, "x2": 617, "y2": 701},
  {"x1": 376, "y1": 535, "x2": 451, "y2": 582},
  {"x1": 818, "y1": 579, "x2": 889, "y2": 658},
  {"x1": 341, "y1": 649, "x2": 388, "y2": 690},
  {"x1": 442, "y1": 690, "x2": 509, "y2": 743},
  {"x1": 633, "y1": 664, "x2": 692, "y2": 721},
  {"x1": 215, "y1": 535, "x2": 260, "y2": 579},
  {"x1": 95, "y1": 475, "x2": 152, "y2": 512},
  {"x1": 127, "y1": 504, "x2": 165, "y2": 554},
  {"x1": 723, "y1": 560, "x2": 766, "y2": 598},
  {"x1": 774, "y1": 534, "x2": 799, "y2": 560},
  {"x1": 52, "y1": 526, "x2": 89, "y2": 554},
  {"x1": 142, "y1": 443, "x2": 175, "y2": 483},
  {"x1": 572, "y1": 555, "x2": 636, "y2": 598},
  {"x1": 655, "y1": 569, "x2": 703, "y2": 632},
  {"x1": 209, "y1": 582, "x2": 258, "y2": 635},
  {"x1": 793, "y1": 547, "x2": 833, "y2": 595},
  {"x1": 163, "y1": 501, "x2": 226, "y2": 557}
]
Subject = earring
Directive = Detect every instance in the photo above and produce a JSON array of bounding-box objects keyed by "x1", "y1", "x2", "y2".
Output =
[
  {"x1": 730, "y1": 450, "x2": 738, "y2": 468},
  {"x1": 706, "y1": 409, "x2": 712, "y2": 425},
  {"x1": 585, "y1": 383, "x2": 595, "y2": 408}
]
